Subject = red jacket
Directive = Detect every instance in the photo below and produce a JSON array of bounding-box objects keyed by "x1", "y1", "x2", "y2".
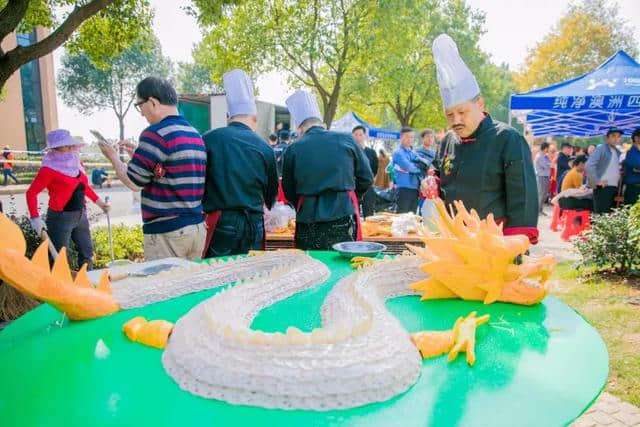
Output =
[{"x1": 26, "y1": 167, "x2": 98, "y2": 218}]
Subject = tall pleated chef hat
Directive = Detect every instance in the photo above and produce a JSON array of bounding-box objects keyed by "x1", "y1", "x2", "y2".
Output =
[
  {"x1": 286, "y1": 90, "x2": 322, "y2": 128},
  {"x1": 432, "y1": 34, "x2": 481, "y2": 109},
  {"x1": 223, "y1": 69, "x2": 257, "y2": 117}
]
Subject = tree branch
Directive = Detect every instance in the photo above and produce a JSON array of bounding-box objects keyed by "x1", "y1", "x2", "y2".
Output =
[
  {"x1": 0, "y1": 0, "x2": 115, "y2": 87},
  {"x1": 0, "y1": 0, "x2": 30, "y2": 45}
]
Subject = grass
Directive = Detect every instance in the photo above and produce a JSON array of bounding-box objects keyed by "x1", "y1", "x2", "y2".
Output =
[{"x1": 552, "y1": 262, "x2": 640, "y2": 406}]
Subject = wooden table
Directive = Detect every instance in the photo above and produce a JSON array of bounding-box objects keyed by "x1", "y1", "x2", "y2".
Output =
[{"x1": 265, "y1": 233, "x2": 424, "y2": 254}]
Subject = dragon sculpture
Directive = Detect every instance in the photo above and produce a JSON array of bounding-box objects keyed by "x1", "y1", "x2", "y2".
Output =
[{"x1": 0, "y1": 199, "x2": 554, "y2": 411}]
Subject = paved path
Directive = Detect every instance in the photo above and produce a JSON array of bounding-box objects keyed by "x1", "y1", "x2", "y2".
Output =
[{"x1": 572, "y1": 392, "x2": 640, "y2": 426}]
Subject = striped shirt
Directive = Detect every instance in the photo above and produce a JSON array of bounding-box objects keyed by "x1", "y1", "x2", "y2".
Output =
[{"x1": 127, "y1": 115, "x2": 206, "y2": 234}]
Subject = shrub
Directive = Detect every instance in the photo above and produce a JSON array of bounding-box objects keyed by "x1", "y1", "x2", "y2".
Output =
[
  {"x1": 574, "y1": 206, "x2": 640, "y2": 275},
  {"x1": 92, "y1": 224, "x2": 144, "y2": 268}
]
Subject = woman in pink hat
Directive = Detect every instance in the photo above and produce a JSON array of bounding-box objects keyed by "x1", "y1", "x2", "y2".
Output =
[{"x1": 26, "y1": 129, "x2": 110, "y2": 269}]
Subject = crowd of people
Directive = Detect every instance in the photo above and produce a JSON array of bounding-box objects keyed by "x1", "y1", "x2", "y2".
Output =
[
  {"x1": 15, "y1": 33, "x2": 544, "y2": 270},
  {"x1": 25, "y1": 33, "x2": 640, "y2": 270},
  {"x1": 534, "y1": 127, "x2": 640, "y2": 216}
]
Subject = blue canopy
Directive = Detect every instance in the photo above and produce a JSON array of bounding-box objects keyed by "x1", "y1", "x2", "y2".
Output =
[
  {"x1": 510, "y1": 50, "x2": 640, "y2": 137},
  {"x1": 331, "y1": 110, "x2": 400, "y2": 140}
]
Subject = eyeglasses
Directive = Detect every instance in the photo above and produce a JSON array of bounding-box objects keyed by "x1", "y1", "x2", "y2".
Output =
[{"x1": 134, "y1": 98, "x2": 149, "y2": 113}]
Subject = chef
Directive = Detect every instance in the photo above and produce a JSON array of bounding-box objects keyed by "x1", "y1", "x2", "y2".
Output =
[
  {"x1": 201, "y1": 69, "x2": 278, "y2": 257},
  {"x1": 281, "y1": 90, "x2": 373, "y2": 250},
  {"x1": 433, "y1": 34, "x2": 539, "y2": 243}
]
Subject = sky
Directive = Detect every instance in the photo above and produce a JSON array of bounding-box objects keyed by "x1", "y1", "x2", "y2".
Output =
[{"x1": 53, "y1": 0, "x2": 640, "y2": 142}]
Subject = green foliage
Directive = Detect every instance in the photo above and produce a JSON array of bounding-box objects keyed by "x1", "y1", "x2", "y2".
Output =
[
  {"x1": 177, "y1": 62, "x2": 219, "y2": 94},
  {"x1": 574, "y1": 206, "x2": 640, "y2": 275},
  {"x1": 192, "y1": 0, "x2": 513, "y2": 129},
  {"x1": 0, "y1": 0, "x2": 154, "y2": 92},
  {"x1": 2, "y1": 0, "x2": 153, "y2": 66},
  {"x1": 92, "y1": 224, "x2": 144, "y2": 269},
  {"x1": 515, "y1": 0, "x2": 638, "y2": 91},
  {"x1": 58, "y1": 34, "x2": 172, "y2": 140},
  {"x1": 193, "y1": 0, "x2": 376, "y2": 126},
  {"x1": 341, "y1": 0, "x2": 504, "y2": 129}
]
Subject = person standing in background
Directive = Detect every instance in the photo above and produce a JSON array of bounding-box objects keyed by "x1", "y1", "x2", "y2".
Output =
[
  {"x1": 27, "y1": 130, "x2": 110, "y2": 269},
  {"x1": 375, "y1": 149, "x2": 390, "y2": 189},
  {"x1": 535, "y1": 142, "x2": 552, "y2": 214},
  {"x1": 98, "y1": 77, "x2": 207, "y2": 261},
  {"x1": 392, "y1": 127, "x2": 421, "y2": 213},
  {"x1": 352, "y1": 125, "x2": 377, "y2": 217},
  {"x1": 623, "y1": 128, "x2": 640, "y2": 205},
  {"x1": 2, "y1": 145, "x2": 19, "y2": 186},
  {"x1": 556, "y1": 143, "x2": 573, "y2": 192},
  {"x1": 586, "y1": 128, "x2": 623, "y2": 214},
  {"x1": 201, "y1": 69, "x2": 278, "y2": 257},
  {"x1": 282, "y1": 90, "x2": 372, "y2": 250}
]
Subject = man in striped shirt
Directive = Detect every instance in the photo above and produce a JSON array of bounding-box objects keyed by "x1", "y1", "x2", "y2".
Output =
[{"x1": 99, "y1": 77, "x2": 207, "y2": 260}]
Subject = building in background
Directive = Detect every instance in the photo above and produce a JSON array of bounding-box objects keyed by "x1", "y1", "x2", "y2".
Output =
[
  {"x1": 178, "y1": 93, "x2": 290, "y2": 139},
  {"x1": 0, "y1": 29, "x2": 59, "y2": 152}
]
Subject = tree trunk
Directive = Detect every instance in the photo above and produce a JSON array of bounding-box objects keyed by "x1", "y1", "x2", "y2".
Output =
[{"x1": 118, "y1": 115, "x2": 125, "y2": 141}]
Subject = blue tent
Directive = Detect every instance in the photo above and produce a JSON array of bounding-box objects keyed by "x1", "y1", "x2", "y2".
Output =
[
  {"x1": 331, "y1": 110, "x2": 400, "y2": 140},
  {"x1": 510, "y1": 50, "x2": 640, "y2": 137}
]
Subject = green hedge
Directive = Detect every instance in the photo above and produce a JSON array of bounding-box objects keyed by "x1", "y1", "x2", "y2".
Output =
[
  {"x1": 3, "y1": 213, "x2": 144, "y2": 270},
  {"x1": 92, "y1": 224, "x2": 144, "y2": 268},
  {"x1": 574, "y1": 203, "x2": 640, "y2": 275}
]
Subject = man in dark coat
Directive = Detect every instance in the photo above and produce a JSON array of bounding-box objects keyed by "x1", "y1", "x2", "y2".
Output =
[
  {"x1": 352, "y1": 125, "x2": 378, "y2": 217},
  {"x1": 556, "y1": 142, "x2": 573, "y2": 192},
  {"x1": 201, "y1": 69, "x2": 278, "y2": 257},
  {"x1": 434, "y1": 34, "x2": 539, "y2": 243},
  {"x1": 282, "y1": 90, "x2": 373, "y2": 250}
]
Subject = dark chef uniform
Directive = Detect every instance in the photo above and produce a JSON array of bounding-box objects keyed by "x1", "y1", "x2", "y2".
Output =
[
  {"x1": 437, "y1": 114, "x2": 539, "y2": 243},
  {"x1": 201, "y1": 69, "x2": 278, "y2": 257},
  {"x1": 282, "y1": 125, "x2": 373, "y2": 250}
]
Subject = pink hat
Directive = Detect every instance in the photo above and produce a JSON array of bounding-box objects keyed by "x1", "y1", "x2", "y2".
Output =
[{"x1": 46, "y1": 129, "x2": 85, "y2": 150}]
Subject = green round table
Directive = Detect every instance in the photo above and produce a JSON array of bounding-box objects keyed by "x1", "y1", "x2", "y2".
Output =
[{"x1": 0, "y1": 252, "x2": 608, "y2": 427}]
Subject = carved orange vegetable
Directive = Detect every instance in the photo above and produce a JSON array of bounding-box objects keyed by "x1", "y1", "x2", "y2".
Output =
[{"x1": 409, "y1": 200, "x2": 554, "y2": 306}]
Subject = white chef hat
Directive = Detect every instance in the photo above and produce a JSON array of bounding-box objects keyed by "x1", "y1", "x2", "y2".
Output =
[
  {"x1": 432, "y1": 34, "x2": 481, "y2": 109},
  {"x1": 285, "y1": 90, "x2": 322, "y2": 128},
  {"x1": 223, "y1": 69, "x2": 257, "y2": 117}
]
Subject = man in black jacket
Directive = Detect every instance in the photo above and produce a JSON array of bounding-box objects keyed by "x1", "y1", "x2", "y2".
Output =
[
  {"x1": 282, "y1": 91, "x2": 373, "y2": 250},
  {"x1": 556, "y1": 143, "x2": 573, "y2": 192},
  {"x1": 352, "y1": 125, "x2": 378, "y2": 217},
  {"x1": 201, "y1": 69, "x2": 279, "y2": 257}
]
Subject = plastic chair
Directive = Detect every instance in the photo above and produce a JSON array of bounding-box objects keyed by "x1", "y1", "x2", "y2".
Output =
[
  {"x1": 560, "y1": 210, "x2": 591, "y2": 241},
  {"x1": 550, "y1": 205, "x2": 564, "y2": 231}
]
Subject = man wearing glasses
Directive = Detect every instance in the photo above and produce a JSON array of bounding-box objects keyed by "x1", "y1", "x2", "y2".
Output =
[{"x1": 98, "y1": 77, "x2": 207, "y2": 260}]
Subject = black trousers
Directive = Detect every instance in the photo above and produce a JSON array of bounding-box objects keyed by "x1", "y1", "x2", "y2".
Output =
[
  {"x1": 593, "y1": 186, "x2": 618, "y2": 214},
  {"x1": 397, "y1": 188, "x2": 418, "y2": 214},
  {"x1": 46, "y1": 208, "x2": 93, "y2": 270},
  {"x1": 624, "y1": 184, "x2": 640, "y2": 206},
  {"x1": 295, "y1": 215, "x2": 356, "y2": 250},
  {"x1": 205, "y1": 210, "x2": 264, "y2": 258},
  {"x1": 558, "y1": 197, "x2": 593, "y2": 211},
  {"x1": 361, "y1": 186, "x2": 376, "y2": 218}
]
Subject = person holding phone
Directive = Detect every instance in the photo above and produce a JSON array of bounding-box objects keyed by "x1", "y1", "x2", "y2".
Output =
[
  {"x1": 98, "y1": 77, "x2": 207, "y2": 261},
  {"x1": 26, "y1": 129, "x2": 110, "y2": 269}
]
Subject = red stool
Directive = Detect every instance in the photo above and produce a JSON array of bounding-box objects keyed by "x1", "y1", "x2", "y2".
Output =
[
  {"x1": 550, "y1": 205, "x2": 564, "y2": 231},
  {"x1": 560, "y1": 210, "x2": 591, "y2": 241}
]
